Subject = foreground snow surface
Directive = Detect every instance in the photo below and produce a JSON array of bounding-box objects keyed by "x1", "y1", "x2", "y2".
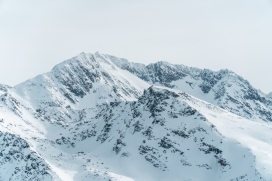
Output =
[{"x1": 0, "y1": 52, "x2": 271, "y2": 181}]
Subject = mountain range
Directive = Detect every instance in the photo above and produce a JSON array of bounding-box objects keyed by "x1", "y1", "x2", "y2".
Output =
[{"x1": 0, "y1": 52, "x2": 272, "y2": 181}]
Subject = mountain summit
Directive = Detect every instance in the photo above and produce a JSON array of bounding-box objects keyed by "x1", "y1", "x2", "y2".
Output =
[{"x1": 0, "y1": 52, "x2": 272, "y2": 181}]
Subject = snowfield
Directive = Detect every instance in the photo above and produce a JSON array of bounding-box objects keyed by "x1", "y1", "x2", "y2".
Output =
[{"x1": 0, "y1": 52, "x2": 272, "y2": 180}]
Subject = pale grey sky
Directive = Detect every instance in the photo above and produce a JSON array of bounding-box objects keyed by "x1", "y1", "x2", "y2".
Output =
[{"x1": 0, "y1": 0, "x2": 272, "y2": 93}]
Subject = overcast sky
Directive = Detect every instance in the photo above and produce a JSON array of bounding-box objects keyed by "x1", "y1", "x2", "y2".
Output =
[{"x1": 0, "y1": 0, "x2": 272, "y2": 93}]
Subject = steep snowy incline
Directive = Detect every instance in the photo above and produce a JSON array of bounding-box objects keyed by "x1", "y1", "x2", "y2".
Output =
[
  {"x1": 110, "y1": 56, "x2": 272, "y2": 122},
  {"x1": 0, "y1": 132, "x2": 61, "y2": 181},
  {"x1": 0, "y1": 82, "x2": 135, "y2": 181},
  {"x1": 10, "y1": 52, "x2": 150, "y2": 125},
  {"x1": 0, "y1": 83, "x2": 61, "y2": 180}
]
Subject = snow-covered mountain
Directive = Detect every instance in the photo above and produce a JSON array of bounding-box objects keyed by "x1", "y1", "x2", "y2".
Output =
[
  {"x1": 0, "y1": 52, "x2": 272, "y2": 181},
  {"x1": 110, "y1": 56, "x2": 272, "y2": 122}
]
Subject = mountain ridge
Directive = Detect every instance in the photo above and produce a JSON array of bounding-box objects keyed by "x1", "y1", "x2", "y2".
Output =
[
  {"x1": 0, "y1": 52, "x2": 272, "y2": 180},
  {"x1": 105, "y1": 52, "x2": 272, "y2": 122}
]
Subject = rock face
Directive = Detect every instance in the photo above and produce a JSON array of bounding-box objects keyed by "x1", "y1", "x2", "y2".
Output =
[
  {"x1": 0, "y1": 52, "x2": 272, "y2": 181},
  {"x1": 0, "y1": 132, "x2": 59, "y2": 181}
]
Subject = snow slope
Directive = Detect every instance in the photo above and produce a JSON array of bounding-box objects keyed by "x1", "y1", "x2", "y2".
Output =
[{"x1": 0, "y1": 52, "x2": 271, "y2": 180}]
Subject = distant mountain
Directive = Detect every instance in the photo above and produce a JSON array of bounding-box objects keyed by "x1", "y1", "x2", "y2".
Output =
[{"x1": 0, "y1": 52, "x2": 271, "y2": 181}]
